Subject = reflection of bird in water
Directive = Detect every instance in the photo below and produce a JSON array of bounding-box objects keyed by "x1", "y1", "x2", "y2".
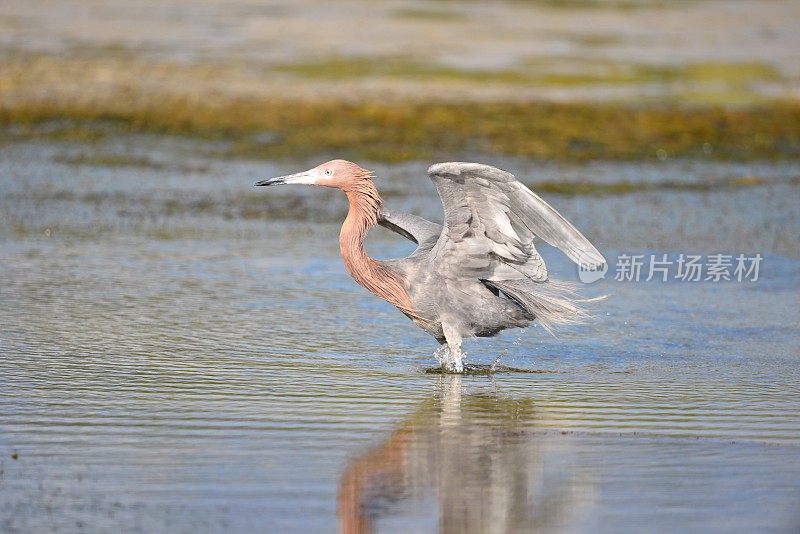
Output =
[
  {"x1": 337, "y1": 376, "x2": 593, "y2": 533},
  {"x1": 256, "y1": 160, "x2": 604, "y2": 372}
]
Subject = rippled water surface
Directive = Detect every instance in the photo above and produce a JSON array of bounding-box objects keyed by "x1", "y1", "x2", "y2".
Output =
[{"x1": 1, "y1": 139, "x2": 799, "y2": 532}]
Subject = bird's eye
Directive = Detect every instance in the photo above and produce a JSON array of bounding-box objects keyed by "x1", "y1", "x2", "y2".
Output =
[{"x1": 324, "y1": 169, "x2": 333, "y2": 176}]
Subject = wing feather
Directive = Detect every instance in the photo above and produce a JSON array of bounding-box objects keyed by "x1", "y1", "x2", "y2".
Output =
[
  {"x1": 427, "y1": 162, "x2": 605, "y2": 284},
  {"x1": 378, "y1": 210, "x2": 441, "y2": 246}
]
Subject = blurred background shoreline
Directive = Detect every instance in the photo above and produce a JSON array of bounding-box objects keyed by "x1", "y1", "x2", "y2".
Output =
[{"x1": 2, "y1": 0, "x2": 800, "y2": 163}]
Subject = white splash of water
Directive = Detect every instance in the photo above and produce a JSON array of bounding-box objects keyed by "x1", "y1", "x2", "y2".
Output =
[
  {"x1": 433, "y1": 345, "x2": 449, "y2": 366},
  {"x1": 433, "y1": 345, "x2": 468, "y2": 372}
]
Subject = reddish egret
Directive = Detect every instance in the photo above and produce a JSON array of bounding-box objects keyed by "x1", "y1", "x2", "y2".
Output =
[{"x1": 256, "y1": 160, "x2": 604, "y2": 372}]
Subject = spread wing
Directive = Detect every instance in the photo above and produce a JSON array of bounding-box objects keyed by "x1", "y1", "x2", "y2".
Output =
[
  {"x1": 427, "y1": 162, "x2": 605, "y2": 283},
  {"x1": 378, "y1": 210, "x2": 441, "y2": 246}
]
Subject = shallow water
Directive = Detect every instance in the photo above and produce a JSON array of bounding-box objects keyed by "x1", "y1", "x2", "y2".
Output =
[{"x1": 1, "y1": 138, "x2": 799, "y2": 532}]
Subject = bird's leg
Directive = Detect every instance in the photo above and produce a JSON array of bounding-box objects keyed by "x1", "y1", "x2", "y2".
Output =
[{"x1": 442, "y1": 323, "x2": 464, "y2": 374}]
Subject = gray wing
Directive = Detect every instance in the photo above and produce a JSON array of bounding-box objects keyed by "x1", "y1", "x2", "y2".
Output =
[
  {"x1": 378, "y1": 210, "x2": 441, "y2": 246},
  {"x1": 427, "y1": 162, "x2": 605, "y2": 283}
]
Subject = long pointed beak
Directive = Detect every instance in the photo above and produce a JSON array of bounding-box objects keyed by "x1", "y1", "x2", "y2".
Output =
[
  {"x1": 254, "y1": 170, "x2": 315, "y2": 187},
  {"x1": 254, "y1": 176, "x2": 286, "y2": 187}
]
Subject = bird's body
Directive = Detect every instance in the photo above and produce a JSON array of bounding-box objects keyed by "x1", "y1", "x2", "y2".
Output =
[
  {"x1": 256, "y1": 160, "x2": 604, "y2": 372},
  {"x1": 379, "y1": 225, "x2": 534, "y2": 342}
]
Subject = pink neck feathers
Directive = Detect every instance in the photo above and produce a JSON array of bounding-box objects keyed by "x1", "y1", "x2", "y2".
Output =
[{"x1": 338, "y1": 179, "x2": 416, "y2": 317}]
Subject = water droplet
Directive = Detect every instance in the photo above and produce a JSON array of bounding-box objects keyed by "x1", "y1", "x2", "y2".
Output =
[{"x1": 491, "y1": 349, "x2": 507, "y2": 372}]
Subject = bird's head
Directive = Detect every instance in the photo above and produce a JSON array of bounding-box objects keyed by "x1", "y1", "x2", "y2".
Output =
[{"x1": 255, "y1": 160, "x2": 373, "y2": 191}]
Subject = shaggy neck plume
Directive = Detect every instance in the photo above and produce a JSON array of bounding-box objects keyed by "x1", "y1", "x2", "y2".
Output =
[{"x1": 338, "y1": 175, "x2": 416, "y2": 318}]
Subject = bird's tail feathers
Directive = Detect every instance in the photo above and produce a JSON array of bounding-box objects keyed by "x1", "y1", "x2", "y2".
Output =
[{"x1": 490, "y1": 278, "x2": 605, "y2": 335}]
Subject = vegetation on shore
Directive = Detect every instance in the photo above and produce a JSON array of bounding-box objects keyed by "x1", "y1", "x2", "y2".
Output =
[
  {"x1": 275, "y1": 56, "x2": 782, "y2": 89},
  {"x1": 2, "y1": 97, "x2": 799, "y2": 163}
]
